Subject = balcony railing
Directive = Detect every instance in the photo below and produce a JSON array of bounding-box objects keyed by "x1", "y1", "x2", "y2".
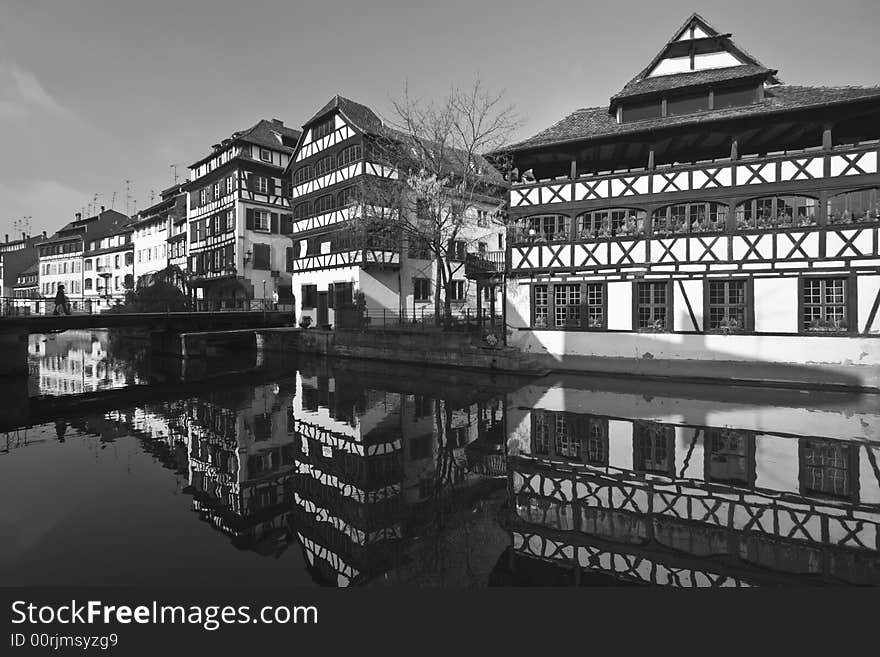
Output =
[{"x1": 465, "y1": 251, "x2": 506, "y2": 277}]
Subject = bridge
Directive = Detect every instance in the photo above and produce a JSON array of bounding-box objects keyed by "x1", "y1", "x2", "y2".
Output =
[{"x1": 0, "y1": 309, "x2": 295, "y2": 378}]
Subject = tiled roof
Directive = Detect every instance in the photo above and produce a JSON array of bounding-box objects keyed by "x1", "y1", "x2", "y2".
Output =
[
  {"x1": 305, "y1": 95, "x2": 385, "y2": 134},
  {"x1": 611, "y1": 64, "x2": 775, "y2": 103},
  {"x1": 235, "y1": 119, "x2": 301, "y2": 152},
  {"x1": 504, "y1": 85, "x2": 880, "y2": 152}
]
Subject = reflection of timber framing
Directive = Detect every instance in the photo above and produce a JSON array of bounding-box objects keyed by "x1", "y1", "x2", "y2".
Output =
[{"x1": 508, "y1": 445, "x2": 880, "y2": 585}]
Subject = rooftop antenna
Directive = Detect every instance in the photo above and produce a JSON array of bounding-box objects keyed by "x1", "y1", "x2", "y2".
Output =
[
  {"x1": 170, "y1": 164, "x2": 179, "y2": 185},
  {"x1": 125, "y1": 179, "x2": 132, "y2": 217},
  {"x1": 150, "y1": 189, "x2": 156, "y2": 205},
  {"x1": 111, "y1": 191, "x2": 117, "y2": 210}
]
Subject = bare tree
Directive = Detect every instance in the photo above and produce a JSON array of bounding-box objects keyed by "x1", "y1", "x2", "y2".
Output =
[{"x1": 353, "y1": 80, "x2": 519, "y2": 324}]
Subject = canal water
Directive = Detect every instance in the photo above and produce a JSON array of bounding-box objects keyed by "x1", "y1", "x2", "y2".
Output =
[{"x1": 1, "y1": 329, "x2": 878, "y2": 587}]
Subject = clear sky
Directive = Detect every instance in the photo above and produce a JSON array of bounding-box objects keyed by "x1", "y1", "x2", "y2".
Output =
[{"x1": 1, "y1": 0, "x2": 878, "y2": 238}]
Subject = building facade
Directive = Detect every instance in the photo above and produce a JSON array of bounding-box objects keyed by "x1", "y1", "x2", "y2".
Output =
[
  {"x1": 501, "y1": 14, "x2": 880, "y2": 383},
  {"x1": 132, "y1": 184, "x2": 187, "y2": 287},
  {"x1": 285, "y1": 96, "x2": 506, "y2": 328},
  {"x1": 186, "y1": 118, "x2": 300, "y2": 308},
  {"x1": 82, "y1": 218, "x2": 134, "y2": 309}
]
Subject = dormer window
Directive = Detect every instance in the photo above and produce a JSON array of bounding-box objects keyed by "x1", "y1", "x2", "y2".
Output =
[
  {"x1": 312, "y1": 118, "x2": 334, "y2": 141},
  {"x1": 259, "y1": 148, "x2": 272, "y2": 162}
]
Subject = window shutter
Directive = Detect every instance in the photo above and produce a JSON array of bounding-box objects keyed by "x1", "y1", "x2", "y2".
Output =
[
  {"x1": 280, "y1": 214, "x2": 293, "y2": 234},
  {"x1": 246, "y1": 209, "x2": 255, "y2": 230},
  {"x1": 286, "y1": 247, "x2": 293, "y2": 272},
  {"x1": 271, "y1": 212, "x2": 279, "y2": 233},
  {"x1": 268, "y1": 178, "x2": 276, "y2": 195},
  {"x1": 327, "y1": 283, "x2": 335, "y2": 308}
]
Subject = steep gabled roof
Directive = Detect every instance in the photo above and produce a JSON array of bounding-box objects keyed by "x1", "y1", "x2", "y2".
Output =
[
  {"x1": 234, "y1": 118, "x2": 301, "y2": 152},
  {"x1": 505, "y1": 84, "x2": 880, "y2": 152},
  {"x1": 305, "y1": 95, "x2": 386, "y2": 134},
  {"x1": 611, "y1": 13, "x2": 780, "y2": 106}
]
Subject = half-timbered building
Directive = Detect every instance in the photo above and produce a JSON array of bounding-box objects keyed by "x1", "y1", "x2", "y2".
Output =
[
  {"x1": 502, "y1": 13, "x2": 880, "y2": 385},
  {"x1": 186, "y1": 119, "x2": 300, "y2": 308},
  {"x1": 285, "y1": 96, "x2": 506, "y2": 328}
]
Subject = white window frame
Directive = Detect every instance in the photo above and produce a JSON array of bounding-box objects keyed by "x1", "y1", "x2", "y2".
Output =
[
  {"x1": 259, "y1": 148, "x2": 272, "y2": 163},
  {"x1": 256, "y1": 176, "x2": 269, "y2": 194},
  {"x1": 254, "y1": 210, "x2": 271, "y2": 232}
]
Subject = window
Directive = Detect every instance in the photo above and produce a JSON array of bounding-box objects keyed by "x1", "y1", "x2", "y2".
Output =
[
  {"x1": 802, "y1": 277, "x2": 852, "y2": 333},
  {"x1": 114, "y1": 255, "x2": 120, "y2": 269},
  {"x1": 336, "y1": 186, "x2": 358, "y2": 208},
  {"x1": 666, "y1": 91, "x2": 709, "y2": 116},
  {"x1": 302, "y1": 284, "x2": 317, "y2": 308},
  {"x1": 801, "y1": 439, "x2": 854, "y2": 500},
  {"x1": 225, "y1": 210, "x2": 235, "y2": 232},
  {"x1": 254, "y1": 176, "x2": 269, "y2": 194},
  {"x1": 706, "y1": 279, "x2": 750, "y2": 333},
  {"x1": 577, "y1": 208, "x2": 646, "y2": 239},
  {"x1": 315, "y1": 155, "x2": 335, "y2": 177},
  {"x1": 450, "y1": 280, "x2": 466, "y2": 302},
  {"x1": 513, "y1": 214, "x2": 570, "y2": 243},
  {"x1": 413, "y1": 278, "x2": 431, "y2": 302},
  {"x1": 714, "y1": 85, "x2": 757, "y2": 109},
  {"x1": 736, "y1": 195, "x2": 818, "y2": 230},
  {"x1": 338, "y1": 144, "x2": 362, "y2": 167},
  {"x1": 636, "y1": 281, "x2": 670, "y2": 331},
  {"x1": 293, "y1": 165, "x2": 313, "y2": 185},
  {"x1": 653, "y1": 202, "x2": 726, "y2": 235},
  {"x1": 312, "y1": 118, "x2": 334, "y2": 141},
  {"x1": 553, "y1": 284, "x2": 581, "y2": 328},
  {"x1": 315, "y1": 195, "x2": 335, "y2": 214},
  {"x1": 531, "y1": 411, "x2": 608, "y2": 464},
  {"x1": 531, "y1": 282, "x2": 605, "y2": 329},
  {"x1": 259, "y1": 148, "x2": 272, "y2": 162},
  {"x1": 84, "y1": 278, "x2": 92, "y2": 291},
  {"x1": 213, "y1": 181, "x2": 221, "y2": 199},
  {"x1": 827, "y1": 188, "x2": 880, "y2": 225},
  {"x1": 199, "y1": 188, "x2": 207, "y2": 205},
  {"x1": 705, "y1": 428, "x2": 754, "y2": 486},
  {"x1": 621, "y1": 99, "x2": 662, "y2": 122},
  {"x1": 477, "y1": 210, "x2": 488, "y2": 227},
  {"x1": 333, "y1": 281, "x2": 353, "y2": 309},
  {"x1": 254, "y1": 210, "x2": 271, "y2": 232},
  {"x1": 252, "y1": 243, "x2": 270, "y2": 270},
  {"x1": 226, "y1": 176, "x2": 235, "y2": 194},
  {"x1": 293, "y1": 202, "x2": 311, "y2": 219},
  {"x1": 633, "y1": 422, "x2": 675, "y2": 476},
  {"x1": 449, "y1": 240, "x2": 467, "y2": 261}
]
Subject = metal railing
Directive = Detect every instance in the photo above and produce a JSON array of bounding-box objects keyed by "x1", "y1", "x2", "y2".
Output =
[
  {"x1": 0, "y1": 296, "x2": 295, "y2": 317},
  {"x1": 465, "y1": 251, "x2": 506, "y2": 277}
]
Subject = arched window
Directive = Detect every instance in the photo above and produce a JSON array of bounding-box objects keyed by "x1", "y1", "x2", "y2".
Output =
[
  {"x1": 513, "y1": 215, "x2": 570, "y2": 243},
  {"x1": 338, "y1": 144, "x2": 362, "y2": 167},
  {"x1": 576, "y1": 208, "x2": 646, "y2": 240},
  {"x1": 827, "y1": 188, "x2": 880, "y2": 225},
  {"x1": 293, "y1": 165, "x2": 312, "y2": 185},
  {"x1": 293, "y1": 202, "x2": 311, "y2": 219},
  {"x1": 735, "y1": 195, "x2": 817, "y2": 230},
  {"x1": 337, "y1": 186, "x2": 358, "y2": 208},
  {"x1": 652, "y1": 202, "x2": 727, "y2": 236},
  {"x1": 315, "y1": 155, "x2": 335, "y2": 177},
  {"x1": 315, "y1": 195, "x2": 335, "y2": 214}
]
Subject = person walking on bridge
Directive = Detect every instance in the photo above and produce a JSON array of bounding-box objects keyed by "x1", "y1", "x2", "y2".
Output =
[{"x1": 53, "y1": 284, "x2": 71, "y2": 316}]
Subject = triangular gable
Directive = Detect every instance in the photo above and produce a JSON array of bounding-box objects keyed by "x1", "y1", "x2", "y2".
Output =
[{"x1": 632, "y1": 13, "x2": 779, "y2": 82}]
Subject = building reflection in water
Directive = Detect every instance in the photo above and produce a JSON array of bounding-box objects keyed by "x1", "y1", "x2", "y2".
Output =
[
  {"x1": 501, "y1": 377, "x2": 880, "y2": 586},
  {"x1": 14, "y1": 334, "x2": 880, "y2": 586}
]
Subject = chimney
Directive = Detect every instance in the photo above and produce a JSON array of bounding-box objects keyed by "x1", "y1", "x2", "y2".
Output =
[
  {"x1": 76, "y1": 212, "x2": 82, "y2": 221},
  {"x1": 4, "y1": 234, "x2": 7, "y2": 243},
  {"x1": 21, "y1": 232, "x2": 26, "y2": 241},
  {"x1": 101, "y1": 205, "x2": 105, "y2": 213},
  {"x1": 42, "y1": 230, "x2": 47, "y2": 238}
]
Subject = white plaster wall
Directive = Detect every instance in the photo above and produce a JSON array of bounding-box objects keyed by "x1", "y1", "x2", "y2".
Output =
[
  {"x1": 511, "y1": 329, "x2": 880, "y2": 366},
  {"x1": 359, "y1": 269, "x2": 400, "y2": 315},
  {"x1": 608, "y1": 420, "x2": 633, "y2": 471},
  {"x1": 649, "y1": 56, "x2": 692, "y2": 76},
  {"x1": 857, "y1": 274, "x2": 880, "y2": 334},
  {"x1": 693, "y1": 51, "x2": 741, "y2": 70},
  {"x1": 754, "y1": 434, "x2": 800, "y2": 494},
  {"x1": 607, "y1": 281, "x2": 632, "y2": 330},
  {"x1": 754, "y1": 277, "x2": 798, "y2": 333},
  {"x1": 133, "y1": 221, "x2": 168, "y2": 281},
  {"x1": 290, "y1": 265, "x2": 360, "y2": 325},
  {"x1": 859, "y1": 445, "x2": 880, "y2": 504},
  {"x1": 506, "y1": 281, "x2": 532, "y2": 329},
  {"x1": 673, "y1": 279, "x2": 703, "y2": 332}
]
